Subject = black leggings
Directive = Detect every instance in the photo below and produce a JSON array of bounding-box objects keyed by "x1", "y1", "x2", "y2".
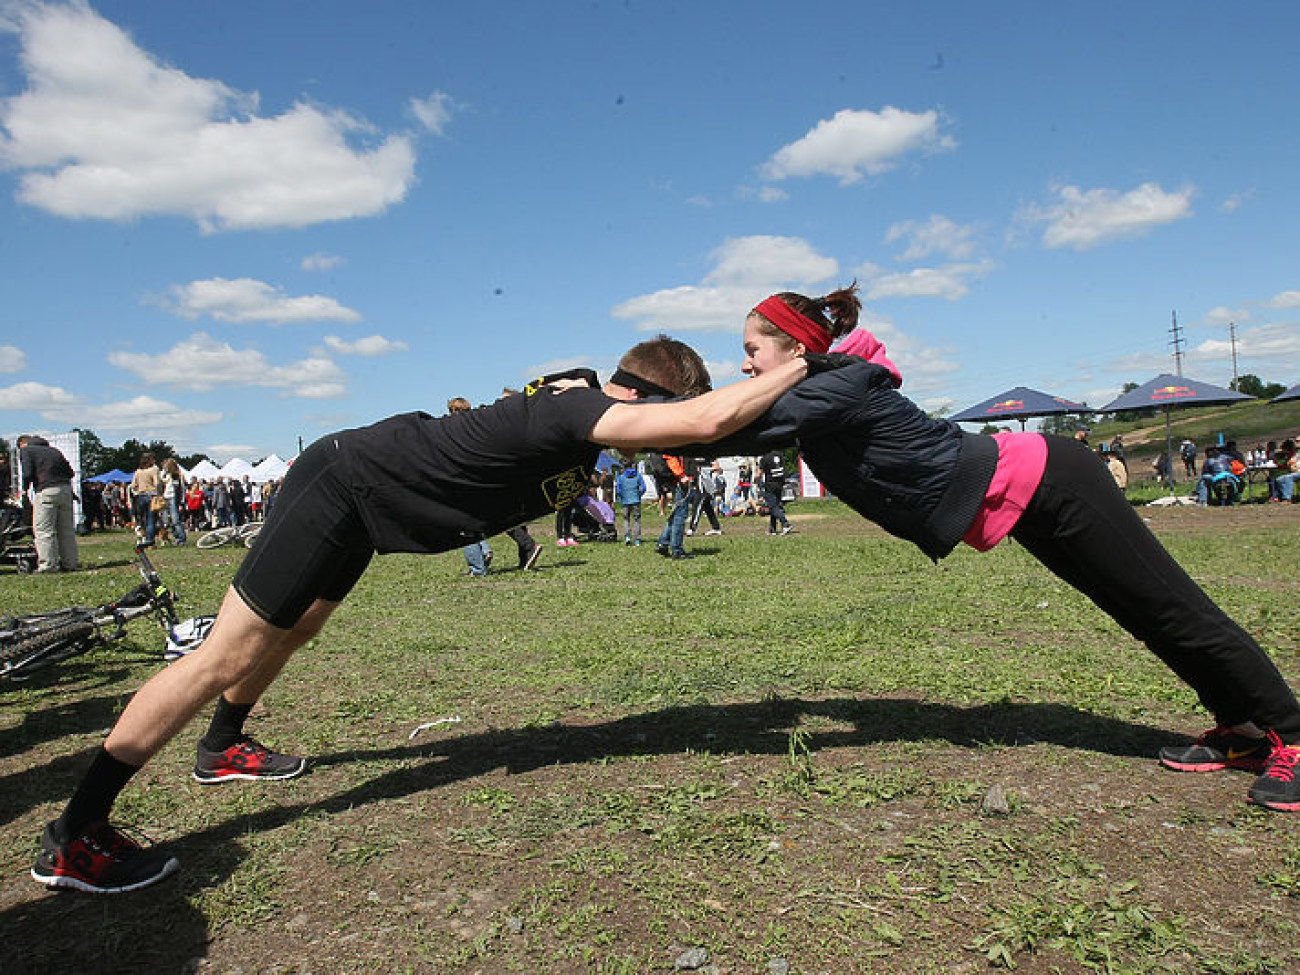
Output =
[{"x1": 1011, "y1": 436, "x2": 1300, "y2": 740}]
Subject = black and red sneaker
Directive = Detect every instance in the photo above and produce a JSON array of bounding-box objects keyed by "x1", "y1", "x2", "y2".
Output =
[
  {"x1": 1158, "y1": 726, "x2": 1271, "y2": 773},
  {"x1": 31, "y1": 820, "x2": 179, "y2": 894},
  {"x1": 193, "y1": 735, "x2": 306, "y2": 784},
  {"x1": 1247, "y1": 732, "x2": 1300, "y2": 812}
]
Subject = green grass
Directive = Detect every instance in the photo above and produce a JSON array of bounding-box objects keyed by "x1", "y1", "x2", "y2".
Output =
[{"x1": 3, "y1": 506, "x2": 1300, "y2": 973}]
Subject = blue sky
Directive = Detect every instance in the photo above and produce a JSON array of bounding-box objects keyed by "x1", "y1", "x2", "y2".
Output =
[{"x1": 2, "y1": 0, "x2": 1298, "y2": 461}]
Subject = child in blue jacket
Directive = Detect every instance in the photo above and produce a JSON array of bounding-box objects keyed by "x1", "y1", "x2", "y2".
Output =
[{"x1": 615, "y1": 464, "x2": 647, "y2": 545}]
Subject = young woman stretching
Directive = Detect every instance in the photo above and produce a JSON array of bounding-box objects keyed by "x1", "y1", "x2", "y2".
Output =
[{"x1": 714, "y1": 284, "x2": 1300, "y2": 812}]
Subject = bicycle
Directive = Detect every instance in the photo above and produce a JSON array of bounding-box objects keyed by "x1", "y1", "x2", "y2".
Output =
[
  {"x1": 0, "y1": 545, "x2": 202, "y2": 682},
  {"x1": 195, "y1": 522, "x2": 262, "y2": 550}
]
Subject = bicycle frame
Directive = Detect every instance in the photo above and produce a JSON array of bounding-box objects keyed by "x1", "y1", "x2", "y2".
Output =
[{"x1": 1, "y1": 545, "x2": 182, "y2": 682}]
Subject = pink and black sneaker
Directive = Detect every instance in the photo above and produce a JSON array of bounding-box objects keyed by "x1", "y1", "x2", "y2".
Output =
[
  {"x1": 1158, "y1": 725, "x2": 1271, "y2": 773},
  {"x1": 193, "y1": 735, "x2": 306, "y2": 784},
  {"x1": 1247, "y1": 732, "x2": 1300, "y2": 812}
]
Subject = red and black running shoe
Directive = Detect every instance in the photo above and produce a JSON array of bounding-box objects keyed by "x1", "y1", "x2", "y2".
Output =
[
  {"x1": 193, "y1": 735, "x2": 306, "y2": 784},
  {"x1": 31, "y1": 820, "x2": 179, "y2": 894},
  {"x1": 1158, "y1": 726, "x2": 1271, "y2": 773},
  {"x1": 1247, "y1": 732, "x2": 1300, "y2": 812}
]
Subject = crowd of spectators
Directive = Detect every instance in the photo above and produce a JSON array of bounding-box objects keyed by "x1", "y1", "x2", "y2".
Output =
[{"x1": 77, "y1": 467, "x2": 283, "y2": 543}]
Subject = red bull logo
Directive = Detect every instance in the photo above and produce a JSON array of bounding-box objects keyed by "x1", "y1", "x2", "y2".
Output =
[
  {"x1": 988, "y1": 399, "x2": 1025, "y2": 413},
  {"x1": 1152, "y1": 385, "x2": 1196, "y2": 402}
]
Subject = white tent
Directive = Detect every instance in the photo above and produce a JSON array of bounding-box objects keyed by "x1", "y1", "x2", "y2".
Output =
[
  {"x1": 186, "y1": 459, "x2": 222, "y2": 480},
  {"x1": 252, "y1": 453, "x2": 290, "y2": 482},
  {"x1": 219, "y1": 457, "x2": 257, "y2": 481}
]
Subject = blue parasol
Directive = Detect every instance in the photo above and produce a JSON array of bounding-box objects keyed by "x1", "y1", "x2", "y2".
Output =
[
  {"x1": 950, "y1": 386, "x2": 1086, "y2": 430},
  {"x1": 1101, "y1": 374, "x2": 1254, "y2": 488},
  {"x1": 88, "y1": 469, "x2": 133, "y2": 483}
]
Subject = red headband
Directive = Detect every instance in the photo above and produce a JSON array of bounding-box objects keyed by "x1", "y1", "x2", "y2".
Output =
[{"x1": 754, "y1": 296, "x2": 830, "y2": 353}]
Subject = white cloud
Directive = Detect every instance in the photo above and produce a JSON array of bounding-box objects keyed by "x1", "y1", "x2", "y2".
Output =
[
  {"x1": 1105, "y1": 320, "x2": 1300, "y2": 383},
  {"x1": 301, "y1": 252, "x2": 346, "y2": 272},
  {"x1": 857, "y1": 260, "x2": 994, "y2": 302},
  {"x1": 1267, "y1": 290, "x2": 1300, "y2": 310},
  {"x1": 42, "y1": 394, "x2": 222, "y2": 434},
  {"x1": 1190, "y1": 321, "x2": 1300, "y2": 368},
  {"x1": 886, "y1": 215, "x2": 976, "y2": 261},
  {"x1": 612, "y1": 236, "x2": 838, "y2": 333},
  {"x1": 410, "y1": 91, "x2": 455, "y2": 135},
  {"x1": 203, "y1": 443, "x2": 258, "y2": 463},
  {"x1": 704, "y1": 236, "x2": 838, "y2": 289},
  {"x1": 760, "y1": 107, "x2": 955, "y2": 185},
  {"x1": 162, "y1": 278, "x2": 362, "y2": 324},
  {"x1": 322, "y1": 334, "x2": 408, "y2": 356},
  {"x1": 0, "y1": 380, "x2": 80, "y2": 411},
  {"x1": 756, "y1": 186, "x2": 788, "y2": 204},
  {"x1": 109, "y1": 332, "x2": 347, "y2": 398},
  {"x1": 1020, "y1": 182, "x2": 1194, "y2": 251},
  {"x1": 1220, "y1": 190, "x2": 1253, "y2": 213},
  {"x1": 0, "y1": 344, "x2": 28, "y2": 373},
  {"x1": 1202, "y1": 305, "x2": 1248, "y2": 328},
  {"x1": 851, "y1": 313, "x2": 960, "y2": 393},
  {"x1": 0, "y1": 3, "x2": 416, "y2": 230}
]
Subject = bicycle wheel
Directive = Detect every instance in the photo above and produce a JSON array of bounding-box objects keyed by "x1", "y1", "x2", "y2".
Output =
[
  {"x1": 0, "y1": 619, "x2": 98, "y2": 680},
  {"x1": 241, "y1": 525, "x2": 263, "y2": 548},
  {"x1": 196, "y1": 527, "x2": 236, "y2": 549}
]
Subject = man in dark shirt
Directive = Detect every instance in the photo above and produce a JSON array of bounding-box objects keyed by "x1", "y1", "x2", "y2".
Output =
[
  {"x1": 17, "y1": 434, "x2": 78, "y2": 572},
  {"x1": 758, "y1": 449, "x2": 793, "y2": 535},
  {"x1": 32, "y1": 336, "x2": 813, "y2": 895}
]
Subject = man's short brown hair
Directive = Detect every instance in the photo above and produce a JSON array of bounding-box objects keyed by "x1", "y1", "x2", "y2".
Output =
[{"x1": 617, "y1": 335, "x2": 712, "y2": 397}]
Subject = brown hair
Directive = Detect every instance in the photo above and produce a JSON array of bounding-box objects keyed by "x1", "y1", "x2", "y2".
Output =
[
  {"x1": 164, "y1": 457, "x2": 183, "y2": 477},
  {"x1": 617, "y1": 334, "x2": 712, "y2": 397},
  {"x1": 139, "y1": 452, "x2": 156, "y2": 469},
  {"x1": 446, "y1": 397, "x2": 472, "y2": 414},
  {"x1": 751, "y1": 283, "x2": 861, "y2": 350}
]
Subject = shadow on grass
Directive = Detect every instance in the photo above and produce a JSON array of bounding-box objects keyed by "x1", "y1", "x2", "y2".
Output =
[{"x1": 0, "y1": 696, "x2": 1185, "y2": 974}]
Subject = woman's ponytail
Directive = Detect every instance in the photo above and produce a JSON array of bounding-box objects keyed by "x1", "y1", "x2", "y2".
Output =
[{"x1": 819, "y1": 283, "x2": 861, "y2": 338}]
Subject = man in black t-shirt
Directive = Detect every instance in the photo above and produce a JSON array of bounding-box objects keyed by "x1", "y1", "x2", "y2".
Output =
[
  {"x1": 759, "y1": 449, "x2": 793, "y2": 535},
  {"x1": 18, "y1": 434, "x2": 79, "y2": 572},
  {"x1": 33, "y1": 336, "x2": 814, "y2": 895}
]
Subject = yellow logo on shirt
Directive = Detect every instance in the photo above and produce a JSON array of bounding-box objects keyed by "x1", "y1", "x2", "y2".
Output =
[
  {"x1": 542, "y1": 466, "x2": 588, "y2": 510},
  {"x1": 524, "y1": 376, "x2": 547, "y2": 397}
]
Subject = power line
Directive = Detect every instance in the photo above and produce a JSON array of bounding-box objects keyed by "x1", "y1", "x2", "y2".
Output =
[{"x1": 1168, "y1": 310, "x2": 1185, "y2": 376}]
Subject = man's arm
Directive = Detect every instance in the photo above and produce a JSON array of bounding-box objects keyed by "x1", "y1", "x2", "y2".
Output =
[{"x1": 589, "y1": 357, "x2": 808, "y2": 452}]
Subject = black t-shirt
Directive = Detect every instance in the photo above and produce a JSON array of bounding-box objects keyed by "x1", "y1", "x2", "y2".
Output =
[
  {"x1": 339, "y1": 384, "x2": 618, "y2": 553},
  {"x1": 759, "y1": 451, "x2": 785, "y2": 488}
]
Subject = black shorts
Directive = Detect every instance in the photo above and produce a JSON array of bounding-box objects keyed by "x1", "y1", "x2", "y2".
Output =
[{"x1": 231, "y1": 437, "x2": 374, "y2": 629}]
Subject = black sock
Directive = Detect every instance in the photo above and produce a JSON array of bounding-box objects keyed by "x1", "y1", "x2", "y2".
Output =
[
  {"x1": 201, "y1": 696, "x2": 255, "y2": 752},
  {"x1": 53, "y1": 748, "x2": 141, "y2": 841}
]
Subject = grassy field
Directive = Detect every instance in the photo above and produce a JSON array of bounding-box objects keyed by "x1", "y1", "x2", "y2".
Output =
[{"x1": 3, "y1": 502, "x2": 1300, "y2": 974}]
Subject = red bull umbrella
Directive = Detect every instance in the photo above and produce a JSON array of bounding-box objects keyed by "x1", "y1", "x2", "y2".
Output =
[
  {"x1": 1101, "y1": 373, "x2": 1254, "y2": 488},
  {"x1": 950, "y1": 386, "x2": 1086, "y2": 430},
  {"x1": 1101, "y1": 373, "x2": 1253, "y2": 412}
]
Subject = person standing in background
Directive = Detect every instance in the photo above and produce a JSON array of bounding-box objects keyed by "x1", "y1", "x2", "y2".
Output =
[
  {"x1": 18, "y1": 434, "x2": 79, "y2": 573},
  {"x1": 758, "y1": 449, "x2": 793, "y2": 535},
  {"x1": 615, "y1": 462, "x2": 647, "y2": 545}
]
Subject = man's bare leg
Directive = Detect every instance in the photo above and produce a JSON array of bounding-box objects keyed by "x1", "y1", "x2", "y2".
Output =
[{"x1": 103, "y1": 587, "x2": 335, "y2": 765}]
